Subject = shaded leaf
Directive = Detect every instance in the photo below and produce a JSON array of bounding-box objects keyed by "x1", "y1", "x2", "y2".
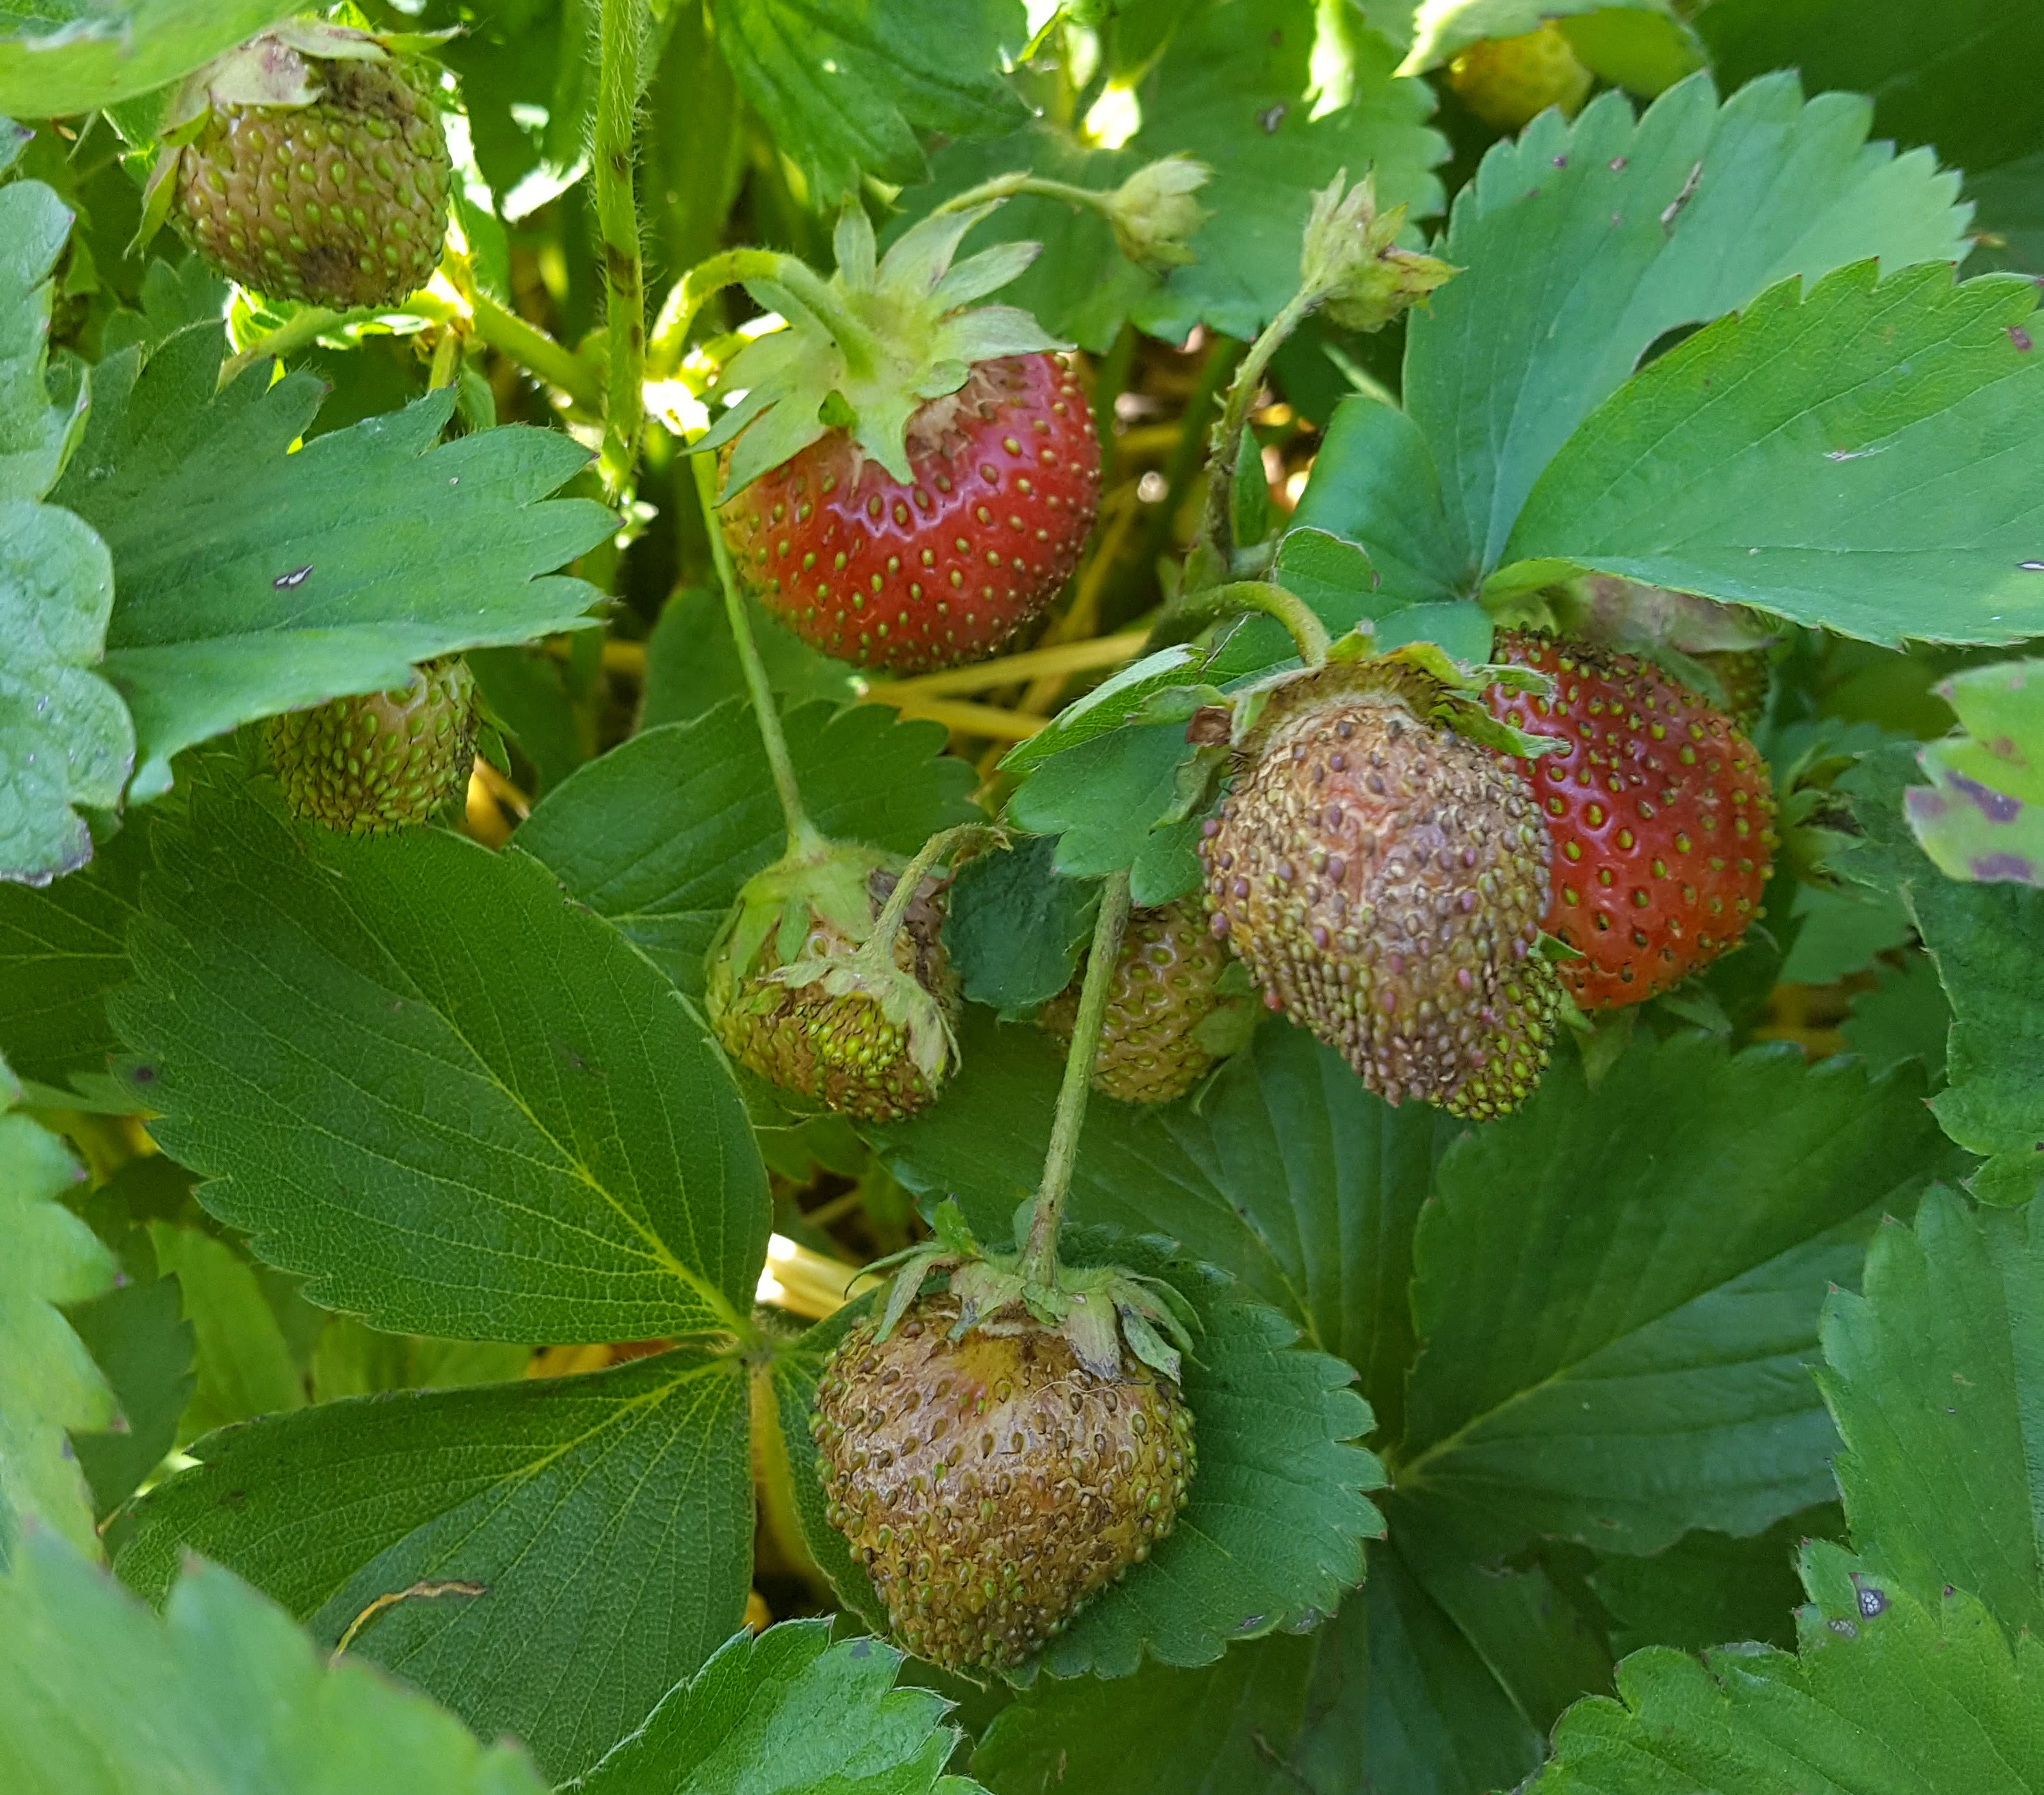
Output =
[
  {"x1": 1590, "y1": 1508, "x2": 1836, "y2": 1658},
  {"x1": 0, "y1": 1522, "x2": 547, "y2": 1794},
  {"x1": 64, "y1": 1269, "x2": 194, "y2": 1521},
  {"x1": 638, "y1": 588, "x2": 857, "y2": 731},
  {"x1": 108, "y1": 761, "x2": 769, "y2": 1344},
  {"x1": 942, "y1": 834, "x2": 1097, "y2": 1016},
  {"x1": 148, "y1": 1223, "x2": 304, "y2": 1442},
  {"x1": 116, "y1": 1349, "x2": 752, "y2": 1785},
  {"x1": 0, "y1": 1, "x2": 300, "y2": 118},
  {"x1": 1398, "y1": 1032, "x2": 1957, "y2": 1554}
]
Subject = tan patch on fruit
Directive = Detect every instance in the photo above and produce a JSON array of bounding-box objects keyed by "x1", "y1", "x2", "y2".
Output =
[
  {"x1": 1202, "y1": 672, "x2": 1557, "y2": 1117},
  {"x1": 811, "y1": 1294, "x2": 1195, "y2": 1671},
  {"x1": 179, "y1": 58, "x2": 449, "y2": 309},
  {"x1": 267, "y1": 656, "x2": 475, "y2": 835}
]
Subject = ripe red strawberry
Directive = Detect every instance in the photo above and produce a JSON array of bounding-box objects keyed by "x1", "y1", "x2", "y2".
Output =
[
  {"x1": 701, "y1": 207, "x2": 1099, "y2": 676},
  {"x1": 1486, "y1": 632, "x2": 1777, "y2": 1010},
  {"x1": 720, "y1": 353, "x2": 1098, "y2": 673}
]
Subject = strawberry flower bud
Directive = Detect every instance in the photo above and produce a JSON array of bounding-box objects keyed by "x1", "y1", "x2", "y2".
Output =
[
  {"x1": 1298, "y1": 171, "x2": 1458, "y2": 332},
  {"x1": 1103, "y1": 155, "x2": 1212, "y2": 270}
]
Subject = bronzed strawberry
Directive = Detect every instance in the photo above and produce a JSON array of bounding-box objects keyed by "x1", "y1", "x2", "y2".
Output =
[
  {"x1": 720, "y1": 354, "x2": 1098, "y2": 673},
  {"x1": 700, "y1": 207, "x2": 1099, "y2": 676},
  {"x1": 1202, "y1": 657, "x2": 1559, "y2": 1118},
  {"x1": 1486, "y1": 632, "x2": 1777, "y2": 1009}
]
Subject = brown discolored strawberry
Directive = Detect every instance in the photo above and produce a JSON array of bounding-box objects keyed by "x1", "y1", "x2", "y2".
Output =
[
  {"x1": 720, "y1": 354, "x2": 1099, "y2": 675},
  {"x1": 1486, "y1": 631, "x2": 1777, "y2": 1009},
  {"x1": 811, "y1": 1292, "x2": 1194, "y2": 1672}
]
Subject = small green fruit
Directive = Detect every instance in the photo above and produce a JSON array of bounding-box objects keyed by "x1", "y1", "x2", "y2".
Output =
[
  {"x1": 1448, "y1": 23, "x2": 1593, "y2": 131},
  {"x1": 811, "y1": 1292, "x2": 1195, "y2": 1672},
  {"x1": 267, "y1": 657, "x2": 475, "y2": 836}
]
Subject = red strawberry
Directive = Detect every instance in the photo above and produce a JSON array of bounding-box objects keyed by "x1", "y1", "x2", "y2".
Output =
[
  {"x1": 1486, "y1": 631, "x2": 1777, "y2": 1010},
  {"x1": 720, "y1": 352, "x2": 1098, "y2": 673},
  {"x1": 701, "y1": 207, "x2": 1099, "y2": 675}
]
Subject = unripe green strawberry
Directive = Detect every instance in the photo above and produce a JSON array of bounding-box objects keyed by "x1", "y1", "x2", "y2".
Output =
[
  {"x1": 811, "y1": 1291, "x2": 1194, "y2": 1672},
  {"x1": 1692, "y1": 648, "x2": 1771, "y2": 732},
  {"x1": 1201, "y1": 663, "x2": 1558, "y2": 1118},
  {"x1": 1448, "y1": 23, "x2": 1592, "y2": 131},
  {"x1": 1041, "y1": 899, "x2": 1253, "y2": 1105},
  {"x1": 154, "y1": 23, "x2": 449, "y2": 309},
  {"x1": 267, "y1": 657, "x2": 475, "y2": 835},
  {"x1": 705, "y1": 847, "x2": 960, "y2": 1123}
]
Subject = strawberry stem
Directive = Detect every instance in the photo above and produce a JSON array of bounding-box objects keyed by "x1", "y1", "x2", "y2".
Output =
[
  {"x1": 647, "y1": 250, "x2": 889, "y2": 385},
  {"x1": 1196, "y1": 287, "x2": 1315, "y2": 569},
  {"x1": 690, "y1": 454, "x2": 825, "y2": 857},
  {"x1": 863, "y1": 824, "x2": 980, "y2": 962},
  {"x1": 594, "y1": 0, "x2": 648, "y2": 497},
  {"x1": 1177, "y1": 579, "x2": 1331, "y2": 668},
  {"x1": 1019, "y1": 867, "x2": 1133, "y2": 1286},
  {"x1": 931, "y1": 170, "x2": 1118, "y2": 220}
]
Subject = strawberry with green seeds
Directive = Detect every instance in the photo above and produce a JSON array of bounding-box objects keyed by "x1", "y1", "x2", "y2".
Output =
[
  {"x1": 1447, "y1": 23, "x2": 1593, "y2": 130},
  {"x1": 811, "y1": 1207, "x2": 1196, "y2": 1673},
  {"x1": 703, "y1": 207, "x2": 1101, "y2": 675},
  {"x1": 705, "y1": 839, "x2": 962, "y2": 1123},
  {"x1": 1485, "y1": 631, "x2": 1778, "y2": 1010},
  {"x1": 138, "y1": 20, "x2": 450, "y2": 310},
  {"x1": 1201, "y1": 651, "x2": 1560, "y2": 1118},
  {"x1": 266, "y1": 657, "x2": 475, "y2": 836},
  {"x1": 1041, "y1": 898, "x2": 1255, "y2": 1105}
]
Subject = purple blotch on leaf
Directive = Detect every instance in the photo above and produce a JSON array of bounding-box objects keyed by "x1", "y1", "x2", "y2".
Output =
[
  {"x1": 2011, "y1": 326, "x2": 2034, "y2": 352},
  {"x1": 1971, "y1": 852, "x2": 2038, "y2": 882},
  {"x1": 1950, "y1": 771, "x2": 2022, "y2": 823}
]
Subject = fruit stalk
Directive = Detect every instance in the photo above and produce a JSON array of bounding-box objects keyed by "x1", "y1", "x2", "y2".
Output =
[
  {"x1": 647, "y1": 248, "x2": 888, "y2": 382},
  {"x1": 692, "y1": 454, "x2": 824, "y2": 856},
  {"x1": 1169, "y1": 579, "x2": 1331, "y2": 668},
  {"x1": 596, "y1": 0, "x2": 648, "y2": 494},
  {"x1": 1019, "y1": 867, "x2": 1133, "y2": 1285},
  {"x1": 1196, "y1": 287, "x2": 1315, "y2": 568}
]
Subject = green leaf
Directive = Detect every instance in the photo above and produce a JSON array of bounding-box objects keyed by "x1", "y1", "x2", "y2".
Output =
[
  {"x1": 942, "y1": 834, "x2": 1096, "y2": 1017},
  {"x1": 1005, "y1": 722, "x2": 1192, "y2": 880},
  {"x1": 467, "y1": 644, "x2": 588, "y2": 798},
  {"x1": 710, "y1": 0, "x2": 1025, "y2": 207},
  {"x1": 1908, "y1": 657, "x2": 2044, "y2": 884},
  {"x1": 115, "y1": 1348, "x2": 752, "y2": 1785},
  {"x1": 1820, "y1": 1188, "x2": 2044, "y2": 1641},
  {"x1": 638, "y1": 588, "x2": 857, "y2": 731},
  {"x1": 1396, "y1": 1032, "x2": 1957, "y2": 1555},
  {"x1": 1401, "y1": 72, "x2": 1968, "y2": 582},
  {"x1": 1536, "y1": 1541, "x2": 2044, "y2": 1794},
  {"x1": 774, "y1": 1231, "x2": 1385, "y2": 1680},
  {"x1": 0, "y1": 1056, "x2": 113, "y2": 1552},
  {"x1": 1506, "y1": 264, "x2": 2044, "y2": 646},
  {"x1": 0, "y1": 1522, "x2": 548, "y2": 1794},
  {"x1": 1401, "y1": 0, "x2": 1703, "y2": 96},
  {"x1": 0, "y1": 2, "x2": 302, "y2": 118},
  {"x1": 0, "y1": 178, "x2": 131, "y2": 883},
  {"x1": 519, "y1": 698, "x2": 979, "y2": 996},
  {"x1": 969, "y1": 1630, "x2": 1320, "y2": 1794},
  {"x1": 0, "y1": 814, "x2": 146, "y2": 1101},
  {"x1": 573, "y1": 1618, "x2": 983, "y2": 1795},
  {"x1": 147, "y1": 1224, "x2": 304, "y2": 1442},
  {"x1": 1129, "y1": 0, "x2": 1448, "y2": 344},
  {"x1": 107, "y1": 762, "x2": 770, "y2": 1345},
  {"x1": 1839, "y1": 952, "x2": 1950, "y2": 1080},
  {"x1": 1842, "y1": 746, "x2": 2044, "y2": 1206},
  {"x1": 52, "y1": 326, "x2": 613, "y2": 801},
  {"x1": 309, "y1": 1318, "x2": 530, "y2": 1404},
  {"x1": 64, "y1": 1268, "x2": 194, "y2": 1521},
  {"x1": 876, "y1": 1012, "x2": 1448, "y2": 1440},
  {"x1": 1590, "y1": 1509, "x2": 1833, "y2": 1658},
  {"x1": 1285, "y1": 402, "x2": 1467, "y2": 611}
]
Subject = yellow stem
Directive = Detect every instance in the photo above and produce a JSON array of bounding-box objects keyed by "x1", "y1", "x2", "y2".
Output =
[
  {"x1": 860, "y1": 694, "x2": 1049, "y2": 740},
  {"x1": 870, "y1": 629, "x2": 1146, "y2": 698}
]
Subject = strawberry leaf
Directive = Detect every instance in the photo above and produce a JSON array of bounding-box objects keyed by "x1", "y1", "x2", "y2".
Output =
[
  {"x1": 52, "y1": 324, "x2": 612, "y2": 802},
  {"x1": 1909, "y1": 657, "x2": 2044, "y2": 885},
  {"x1": 1535, "y1": 1542, "x2": 2044, "y2": 1794},
  {"x1": 1505, "y1": 264, "x2": 2044, "y2": 646},
  {"x1": 709, "y1": 0, "x2": 1025, "y2": 207},
  {"x1": 113, "y1": 1350, "x2": 751, "y2": 1785},
  {"x1": 0, "y1": 1523, "x2": 549, "y2": 1794},
  {"x1": 1391, "y1": 71, "x2": 1968, "y2": 581},
  {"x1": 107, "y1": 758, "x2": 770, "y2": 1345},
  {"x1": 1820, "y1": 1188, "x2": 2044, "y2": 1643},
  {"x1": 575, "y1": 1619, "x2": 985, "y2": 1795},
  {"x1": 518, "y1": 698, "x2": 979, "y2": 996},
  {"x1": 0, "y1": 3, "x2": 302, "y2": 117},
  {"x1": 1398, "y1": 1031, "x2": 1960, "y2": 1555},
  {"x1": 0, "y1": 1053, "x2": 114, "y2": 1554}
]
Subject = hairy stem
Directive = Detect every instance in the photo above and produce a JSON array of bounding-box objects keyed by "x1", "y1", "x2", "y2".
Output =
[
  {"x1": 1170, "y1": 579, "x2": 1331, "y2": 668},
  {"x1": 690, "y1": 455, "x2": 823, "y2": 856},
  {"x1": 1019, "y1": 868, "x2": 1132, "y2": 1285},
  {"x1": 1197, "y1": 286, "x2": 1318, "y2": 570},
  {"x1": 595, "y1": 0, "x2": 648, "y2": 496},
  {"x1": 931, "y1": 170, "x2": 1116, "y2": 218}
]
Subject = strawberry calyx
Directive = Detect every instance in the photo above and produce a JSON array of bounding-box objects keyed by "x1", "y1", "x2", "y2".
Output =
[
  {"x1": 694, "y1": 204, "x2": 1068, "y2": 495},
  {"x1": 864, "y1": 1201, "x2": 1198, "y2": 1385}
]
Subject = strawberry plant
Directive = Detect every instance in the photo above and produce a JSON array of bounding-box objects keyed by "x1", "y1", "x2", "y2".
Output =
[{"x1": 5, "y1": 1, "x2": 2044, "y2": 1790}]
